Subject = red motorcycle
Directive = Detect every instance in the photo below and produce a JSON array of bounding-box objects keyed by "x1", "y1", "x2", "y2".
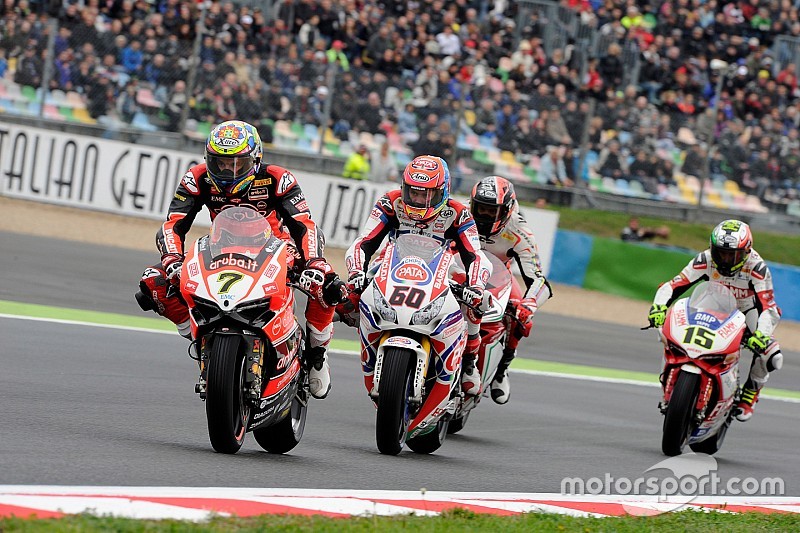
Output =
[
  {"x1": 656, "y1": 281, "x2": 747, "y2": 456},
  {"x1": 180, "y1": 207, "x2": 308, "y2": 454}
]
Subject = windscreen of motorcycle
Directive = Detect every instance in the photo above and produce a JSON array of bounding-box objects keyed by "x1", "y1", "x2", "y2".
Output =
[{"x1": 209, "y1": 206, "x2": 273, "y2": 259}]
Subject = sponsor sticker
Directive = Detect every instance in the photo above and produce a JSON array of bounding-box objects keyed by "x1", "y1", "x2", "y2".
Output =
[
  {"x1": 182, "y1": 172, "x2": 199, "y2": 194},
  {"x1": 391, "y1": 259, "x2": 431, "y2": 284},
  {"x1": 277, "y1": 172, "x2": 296, "y2": 194}
]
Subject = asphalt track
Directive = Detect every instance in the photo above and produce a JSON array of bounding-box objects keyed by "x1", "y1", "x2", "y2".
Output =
[{"x1": 1, "y1": 231, "x2": 800, "y2": 494}]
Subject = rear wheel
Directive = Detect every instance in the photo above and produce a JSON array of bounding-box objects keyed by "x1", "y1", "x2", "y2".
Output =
[
  {"x1": 375, "y1": 347, "x2": 414, "y2": 456},
  {"x1": 206, "y1": 335, "x2": 249, "y2": 454},
  {"x1": 662, "y1": 371, "x2": 700, "y2": 456},
  {"x1": 254, "y1": 371, "x2": 308, "y2": 454},
  {"x1": 447, "y1": 411, "x2": 470, "y2": 435},
  {"x1": 407, "y1": 415, "x2": 449, "y2": 454},
  {"x1": 690, "y1": 408, "x2": 731, "y2": 456}
]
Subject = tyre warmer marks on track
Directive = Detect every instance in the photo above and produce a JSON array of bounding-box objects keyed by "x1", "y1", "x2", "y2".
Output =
[{"x1": 0, "y1": 488, "x2": 799, "y2": 519}]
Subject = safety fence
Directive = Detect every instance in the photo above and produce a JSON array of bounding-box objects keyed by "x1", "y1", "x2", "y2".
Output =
[{"x1": 549, "y1": 230, "x2": 800, "y2": 322}]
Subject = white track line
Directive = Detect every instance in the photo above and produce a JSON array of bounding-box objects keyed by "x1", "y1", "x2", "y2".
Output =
[{"x1": 3, "y1": 313, "x2": 800, "y2": 403}]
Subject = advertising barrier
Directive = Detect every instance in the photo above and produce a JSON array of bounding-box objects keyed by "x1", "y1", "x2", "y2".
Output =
[
  {"x1": 0, "y1": 123, "x2": 558, "y2": 274},
  {"x1": 549, "y1": 231, "x2": 800, "y2": 322}
]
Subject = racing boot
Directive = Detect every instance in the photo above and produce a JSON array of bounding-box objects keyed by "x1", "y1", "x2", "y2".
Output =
[
  {"x1": 461, "y1": 353, "x2": 481, "y2": 396},
  {"x1": 735, "y1": 380, "x2": 760, "y2": 422},
  {"x1": 490, "y1": 348, "x2": 516, "y2": 405},
  {"x1": 137, "y1": 266, "x2": 191, "y2": 338},
  {"x1": 305, "y1": 345, "x2": 331, "y2": 400}
]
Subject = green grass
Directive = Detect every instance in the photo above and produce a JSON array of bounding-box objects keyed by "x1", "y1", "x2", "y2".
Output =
[
  {"x1": 546, "y1": 207, "x2": 800, "y2": 267},
  {"x1": 3, "y1": 508, "x2": 800, "y2": 531}
]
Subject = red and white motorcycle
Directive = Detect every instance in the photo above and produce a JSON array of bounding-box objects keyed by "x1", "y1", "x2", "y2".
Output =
[
  {"x1": 656, "y1": 281, "x2": 747, "y2": 456},
  {"x1": 179, "y1": 207, "x2": 308, "y2": 455},
  {"x1": 358, "y1": 234, "x2": 484, "y2": 455},
  {"x1": 447, "y1": 252, "x2": 515, "y2": 434}
]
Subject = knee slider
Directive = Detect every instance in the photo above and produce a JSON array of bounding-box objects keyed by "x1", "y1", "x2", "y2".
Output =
[
  {"x1": 767, "y1": 352, "x2": 783, "y2": 372},
  {"x1": 135, "y1": 281, "x2": 157, "y2": 312}
]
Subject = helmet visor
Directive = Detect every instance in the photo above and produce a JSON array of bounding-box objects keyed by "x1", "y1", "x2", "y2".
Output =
[
  {"x1": 206, "y1": 154, "x2": 255, "y2": 185},
  {"x1": 402, "y1": 184, "x2": 444, "y2": 209},
  {"x1": 711, "y1": 246, "x2": 746, "y2": 274}
]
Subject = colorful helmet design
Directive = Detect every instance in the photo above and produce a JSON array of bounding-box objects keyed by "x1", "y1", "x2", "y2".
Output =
[
  {"x1": 470, "y1": 175, "x2": 516, "y2": 236},
  {"x1": 401, "y1": 155, "x2": 450, "y2": 221},
  {"x1": 710, "y1": 219, "x2": 752, "y2": 276},
  {"x1": 205, "y1": 120, "x2": 263, "y2": 196}
]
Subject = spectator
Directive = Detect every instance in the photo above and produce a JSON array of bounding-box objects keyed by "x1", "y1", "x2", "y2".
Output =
[
  {"x1": 370, "y1": 141, "x2": 398, "y2": 183},
  {"x1": 620, "y1": 217, "x2": 670, "y2": 242},
  {"x1": 342, "y1": 144, "x2": 370, "y2": 180},
  {"x1": 14, "y1": 45, "x2": 42, "y2": 87},
  {"x1": 117, "y1": 80, "x2": 141, "y2": 123},
  {"x1": 538, "y1": 145, "x2": 574, "y2": 187},
  {"x1": 596, "y1": 140, "x2": 628, "y2": 180}
]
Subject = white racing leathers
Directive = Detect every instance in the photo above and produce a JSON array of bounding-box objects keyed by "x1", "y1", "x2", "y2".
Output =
[
  {"x1": 479, "y1": 206, "x2": 552, "y2": 304},
  {"x1": 346, "y1": 190, "x2": 491, "y2": 341},
  {"x1": 653, "y1": 249, "x2": 782, "y2": 389}
]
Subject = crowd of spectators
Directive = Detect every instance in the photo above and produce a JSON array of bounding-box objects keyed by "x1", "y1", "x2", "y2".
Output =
[{"x1": 1, "y1": 0, "x2": 800, "y2": 210}]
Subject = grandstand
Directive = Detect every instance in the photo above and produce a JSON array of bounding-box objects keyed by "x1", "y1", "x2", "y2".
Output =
[{"x1": 0, "y1": 0, "x2": 799, "y2": 217}]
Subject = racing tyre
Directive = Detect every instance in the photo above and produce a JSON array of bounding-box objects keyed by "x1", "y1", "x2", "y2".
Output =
[
  {"x1": 254, "y1": 374, "x2": 308, "y2": 454},
  {"x1": 206, "y1": 335, "x2": 249, "y2": 454},
  {"x1": 689, "y1": 411, "x2": 731, "y2": 456},
  {"x1": 662, "y1": 371, "x2": 700, "y2": 456},
  {"x1": 447, "y1": 411, "x2": 470, "y2": 434},
  {"x1": 407, "y1": 415, "x2": 449, "y2": 454},
  {"x1": 375, "y1": 347, "x2": 413, "y2": 455}
]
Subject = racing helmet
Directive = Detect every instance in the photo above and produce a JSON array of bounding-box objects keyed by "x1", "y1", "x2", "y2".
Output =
[
  {"x1": 710, "y1": 219, "x2": 752, "y2": 276},
  {"x1": 401, "y1": 155, "x2": 450, "y2": 221},
  {"x1": 470, "y1": 175, "x2": 516, "y2": 236},
  {"x1": 205, "y1": 120, "x2": 263, "y2": 196}
]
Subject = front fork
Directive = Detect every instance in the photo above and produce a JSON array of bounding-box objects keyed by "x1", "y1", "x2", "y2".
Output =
[
  {"x1": 193, "y1": 332, "x2": 265, "y2": 405},
  {"x1": 660, "y1": 365, "x2": 714, "y2": 424}
]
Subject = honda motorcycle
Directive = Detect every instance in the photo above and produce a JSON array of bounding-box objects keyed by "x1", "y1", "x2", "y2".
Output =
[
  {"x1": 358, "y1": 234, "x2": 481, "y2": 455},
  {"x1": 447, "y1": 252, "x2": 514, "y2": 434},
  {"x1": 656, "y1": 281, "x2": 746, "y2": 456},
  {"x1": 180, "y1": 207, "x2": 308, "y2": 454}
]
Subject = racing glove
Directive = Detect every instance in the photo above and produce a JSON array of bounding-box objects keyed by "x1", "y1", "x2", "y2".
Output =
[
  {"x1": 161, "y1": 253, "x2": 184, "y2": 283},
  {"x1": 300, "y1": 259, "x2": 348, "y2": 307},
  {"x1": 508, "y1": 298, "x2": 537, "y2": 337},
  {"x1": 348, "y1": 270, "x2": 367, "y2": 294},
  {"x1": 746, "y1": 330, "x2": 770, "y2": 354},
  {"x1": 461, "y1": 285, "x2": 485, "y2": 310},
  {"x1": 648, "y1": 304, "x2": 667, "y2": 328}
]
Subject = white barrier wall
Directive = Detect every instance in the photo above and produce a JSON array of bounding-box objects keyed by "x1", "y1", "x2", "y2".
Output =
[{"x1": 0, "y1": 123, "x2": 558, "y2": 274}]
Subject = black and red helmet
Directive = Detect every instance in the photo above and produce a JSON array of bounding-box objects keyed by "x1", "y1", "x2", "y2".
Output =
[{"x1": 470, "y1": 176, "x2": 516, "y2": 236}]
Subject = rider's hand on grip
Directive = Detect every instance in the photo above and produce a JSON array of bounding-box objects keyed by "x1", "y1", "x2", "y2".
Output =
[
  {"x1": 161, "y1": 253, "x2": 184, "y2": 284},
  {"x1": 648, "y1": 304, "x2": 668, "y2": 328},
  {"x1": 509, "y1": 298, "x2": 537, "y2": 337},
  {"x1": 746, "y1": 330, "x2": 770, "y2": 354},
  {"x1": 299, "y1": 259, "x2": 328, "y2": 295},
  {"x1": 348, "y1": 270, "x2": 367, "y2": 294},
  {"x1": 462, "y1": 285, "x2": 485, "y2": 309}
]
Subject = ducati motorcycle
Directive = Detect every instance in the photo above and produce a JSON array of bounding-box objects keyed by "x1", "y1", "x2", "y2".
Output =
[
  {"x1": 180, "y1": 207, "x2": 309, "y2": 454},
  {"x1": 358, "y1": 234, "x2": 481, "y2": 455},
  {"x1": 655, "y1": 281, "x2": 747, "y2": 456}
]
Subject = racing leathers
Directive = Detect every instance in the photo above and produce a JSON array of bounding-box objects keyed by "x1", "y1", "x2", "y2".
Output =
[
  {"x1": 481, "y1": 206, "x2": 551, "y2": 350},
  {"x1": 345, "y1": 190, "x2": 491, "y2": 393},
  {"x1": 652, "y1": 249, "x2": 783, "y2": 412},
  {"x1": 139, "y1": 163, "x2": 342, "y2": 357}
]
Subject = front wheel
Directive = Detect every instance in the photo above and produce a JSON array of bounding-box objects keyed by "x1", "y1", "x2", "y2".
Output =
[
  {"x1": 375, "y1": 347, "x2": 414, "y2": 456},
  {"x1": 662, "y1": 371, "x2": 701, "y2": 456},
  {"x1": 206, "y1": 335, "x2": 249, "y2": 454},
  {"x1": 253, "y1": 380, "x2": 308, "y2": 454}
]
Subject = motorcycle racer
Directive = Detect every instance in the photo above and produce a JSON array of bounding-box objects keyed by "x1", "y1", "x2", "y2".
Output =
[
  {"x1": 469, "y1": 176, "x2": 553, "y2": 404},
  {"x1": 649, "y1": 219, "x2": 783, "y2": 421},
  {"x1": 345, "y1": 155, "x2": 491, "y2": 396},
  {"x1": 136, "y1": 120, "x2": 347, "y2": 399}
]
